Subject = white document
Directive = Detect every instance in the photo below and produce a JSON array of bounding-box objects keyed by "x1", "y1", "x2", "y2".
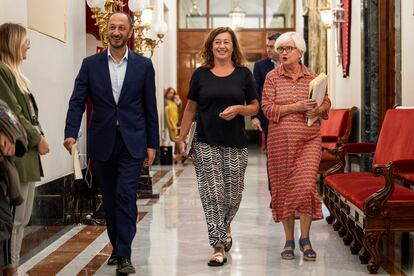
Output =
[
  {"x1": 307, "y1": 73, "x2": 328, "y2": 126},
  {"x1": 71, "y1": 143, "x2": 83, "y2": 180},
  {"x1": 185, "y1": 122, "x2": 197, "y2": 156}
]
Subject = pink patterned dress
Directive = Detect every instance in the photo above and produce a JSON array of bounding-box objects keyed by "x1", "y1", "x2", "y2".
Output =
[{"x1": 262, "y1": 64, "x2": 331, "y2": 222}]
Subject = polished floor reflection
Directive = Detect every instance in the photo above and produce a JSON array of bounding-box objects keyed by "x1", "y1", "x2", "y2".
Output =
[{"x1": 17, "y1": 148, "x2": 401, "y2": 275}]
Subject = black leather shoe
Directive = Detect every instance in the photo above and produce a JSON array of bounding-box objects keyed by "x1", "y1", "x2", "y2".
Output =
[
  {"x1": 117, "y1": 257, "x2": 136, "y2": 274},
  {"x1": 107, "y1": 251, "x2": 117, "y2": 265}
]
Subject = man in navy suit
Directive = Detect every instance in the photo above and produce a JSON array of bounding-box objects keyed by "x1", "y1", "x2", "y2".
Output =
[
  {"x1": 251, "y1": 33, "x2": 281, "y2": 137},
  {"x1": 64, "y1": 12, "x2": 159, "y2": 275},
  {"x1": 252, "y1": 33, "x2": 280, "y2": 208}
]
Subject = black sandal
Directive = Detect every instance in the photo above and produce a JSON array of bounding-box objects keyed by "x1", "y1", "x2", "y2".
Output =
[
  {"x1": 299, "y1": 237, "x2": 317, "y2": 261},
  {"x1": 281, "y1": 240, "x2": 295, "y2": 260}
]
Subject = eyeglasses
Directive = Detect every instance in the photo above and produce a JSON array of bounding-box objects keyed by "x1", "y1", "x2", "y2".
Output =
[{"x1": 276, "y1": 46, "x2": 297, "y2": 54}]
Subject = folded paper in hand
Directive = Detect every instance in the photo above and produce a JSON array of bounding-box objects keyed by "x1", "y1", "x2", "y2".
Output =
[
  {"x1": 307, "y1": 73, "x2": 328, "y2": 126},
  {"x1": 71, "y1": 143, "x2": 83, "y2": 180},
  {"x1": 185, "y1": 122, "x2": 197, "y2": 156}
]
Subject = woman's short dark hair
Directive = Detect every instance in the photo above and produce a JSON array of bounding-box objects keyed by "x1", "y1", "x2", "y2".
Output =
[{"x1": 198, "y1": 27, "x2": 246, "y2": 69}]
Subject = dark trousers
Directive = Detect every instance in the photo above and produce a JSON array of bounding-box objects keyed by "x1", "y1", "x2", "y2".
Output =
[
  {"x1": 0, "y1": 183, "x2": 12, "y2": 268},
  {"x1": 93, "y1": 129, "x2": 143, "y2": 258}
]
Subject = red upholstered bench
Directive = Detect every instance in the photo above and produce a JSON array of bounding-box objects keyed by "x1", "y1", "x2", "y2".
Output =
[{"x1": 323, "y1": 109, "x2": 414, "y2": 274}]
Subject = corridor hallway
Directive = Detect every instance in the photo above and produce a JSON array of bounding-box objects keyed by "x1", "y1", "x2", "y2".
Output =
[{"x1": 17, "y1": 148, "x2": 392, "y2": 276}]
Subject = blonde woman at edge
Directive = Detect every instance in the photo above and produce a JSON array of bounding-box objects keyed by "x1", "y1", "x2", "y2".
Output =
[
  {"x1": 0, "y1": 23, "x2": 49, "y2": 276},
  {"x1": 178, "y1": 27, "x2": 259, "y2": 266}
]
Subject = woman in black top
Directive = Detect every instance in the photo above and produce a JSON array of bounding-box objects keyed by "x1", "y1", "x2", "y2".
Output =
[{"x1": 178, "y1": 27, "x2": 259, "y2": 266}]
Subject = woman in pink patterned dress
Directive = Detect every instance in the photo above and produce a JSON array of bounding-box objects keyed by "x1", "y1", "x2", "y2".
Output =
[{"x1": 262, "y1": 32, "x2": 331, "y2": 261}]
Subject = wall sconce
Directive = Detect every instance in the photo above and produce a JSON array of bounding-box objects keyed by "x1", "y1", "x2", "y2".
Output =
[
  {"x1": 319, "y1": 2, "x2": 345, "y2": 65},
  {"x1": 86, "y1": 0, "x2": 168, "y2": 57},
  {"x1": 128, "y1": 0, "x2": 168, "y2": 56},
  {"x1": 319, "y1": 2, "x2": 344, "y2": 28},
  {"x1": 333, "y1": 3, "x2": 345, "y2": 24},
  {"x1": 333, "y1": 3, "x2": 344, "y2": 65},
  {"x1": 319, "y1": 7, "x2": 333, "y2": 28}
]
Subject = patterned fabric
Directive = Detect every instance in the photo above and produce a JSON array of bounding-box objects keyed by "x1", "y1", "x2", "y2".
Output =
[
  {"x1": 262, "y1": 64, "x2": 331, "y2": 222},
  {"x1": 193, "y1": 139, "x2": 248, "y2": 247}
]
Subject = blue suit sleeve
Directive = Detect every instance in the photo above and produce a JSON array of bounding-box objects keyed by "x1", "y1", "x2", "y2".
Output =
[
  {"x1": 252, "y1": 62, "x2": 262, "y2": 119},
  {"x1": 64, "y1": 59, "x2": 89, "y2": 139},
  {"x1": 143, "y1": 61, "x2": 160, "y2": 149}
]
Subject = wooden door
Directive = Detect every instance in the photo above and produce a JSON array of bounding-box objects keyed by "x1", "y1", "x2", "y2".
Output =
[{"x1": 177, "y1": 29, "x2": 270, "y2": 109}]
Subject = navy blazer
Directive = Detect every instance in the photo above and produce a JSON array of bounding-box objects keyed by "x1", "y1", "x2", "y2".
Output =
[
  {"x1": 65, "y1": 49, "x2": 159, "y2": 161},
  {"x1": 252, "y1": 58, "x2": 276, "y2": 134}
]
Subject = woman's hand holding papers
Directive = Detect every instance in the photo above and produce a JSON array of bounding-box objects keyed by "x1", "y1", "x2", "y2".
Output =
[{"x1": 295, "y1": 99, "x2": 317, "y2": 112}]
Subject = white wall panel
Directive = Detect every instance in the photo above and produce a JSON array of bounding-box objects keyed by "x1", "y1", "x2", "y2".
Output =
[
  {"x1": 0, "y1": 0, "x2": 86, "y2": 185},
  {"x1": 326, "y1": 0, "x2": 362, "y2": 140}
]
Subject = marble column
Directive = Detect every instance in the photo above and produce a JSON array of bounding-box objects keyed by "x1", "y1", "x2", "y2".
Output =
[{"x1": 362, "y1": 0, "x2": 379, "y2": 170}]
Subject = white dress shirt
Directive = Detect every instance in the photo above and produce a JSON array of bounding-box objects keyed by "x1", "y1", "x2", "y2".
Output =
[
  {"x1": 108, "y1": 48, "x2": 128, "y2": 104},
  {"x1": 271, "y1": 59, "x2": 279, "y2": 68}
]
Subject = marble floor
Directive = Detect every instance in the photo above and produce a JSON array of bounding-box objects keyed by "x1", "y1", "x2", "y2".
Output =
[{"x1": 16, "y1": 148, "x2": 406, "y2": 275}]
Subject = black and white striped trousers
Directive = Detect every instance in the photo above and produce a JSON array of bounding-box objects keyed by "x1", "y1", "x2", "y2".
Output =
[{"x1": 193, "y1": 141, "x2": 248, "y2": 247}]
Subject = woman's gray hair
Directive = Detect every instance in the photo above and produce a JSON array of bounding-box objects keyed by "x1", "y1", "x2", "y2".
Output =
[{"x1": 275, "y1": 32, "x2": 307, "y2": 54}]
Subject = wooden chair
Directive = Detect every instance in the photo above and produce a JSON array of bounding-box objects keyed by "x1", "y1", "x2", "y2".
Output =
[
  {"x1": 318, "y1": 107, "x2": 357, "y2": 194},
  {"x1": 323, "y1": 108, "x2": 414, "y2": 274},
  {"x1": 394, "y1": 106, "x2": 414, "y2": 189}
]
